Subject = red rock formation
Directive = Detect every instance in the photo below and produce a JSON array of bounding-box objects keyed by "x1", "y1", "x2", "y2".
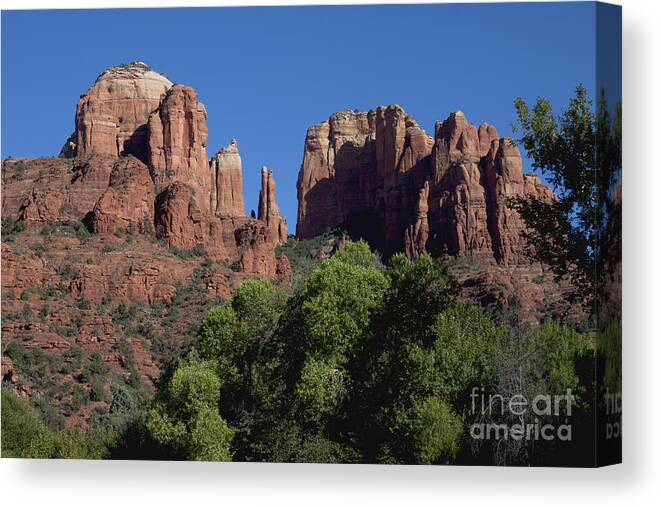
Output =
[
  {"x1": 296, "y1": 111, "x2": 373, "y2": 240},
  {"x1": 1, "y1": 156, "x2": 115, "y2": 224},
  {"x1": 90, "y1": 156, "x2": 155, "y2": 234},
  {"x1": 210, "y1": 139, "x2": 245, "y2": 217},
  {"x1": 18, "y1": 188, "x2": 66, "y2": 224},
  {"x1": 404, "y1": 180, "x2": 430, "y2": 257},
  {"x1": 234, "y1": 220, "x2": 289, "y2": 278},
  {"x1": 258, "y1": 166, "x2": 288, "y2": 244},
  {"x1": 74, "y1": 62, "x2": 173, "y2": 162},
  {"x1": 147, "y1": 85, "x2": 212, "y2": 213},
  {"x1": 68, "y1": 153, "x2": 117, "y2": 212},
  {"x1": 296, "y1": 106, "x2": 554, "y2": 265},
  {"x1": 154, "y1": 182, "x2": 237, "y2": 260},
  {"x1": 68, "y1": 255, "x2": 186, "y2": 306},
  {"x1": 428, "y1": 113, "x2": 492, "y2": 261},
  {"x1": 478, "y1": 122, "x2": 500, "y2": 157},
  {"x1": 1, "y1": 244, "x2": 44, "y2": 291},
  {"x1": 235, "y1": 220, "x2": 278, "y2": 275},
  {"x1": 296, "y1": 105, "x2": 433, "y2": 252}
]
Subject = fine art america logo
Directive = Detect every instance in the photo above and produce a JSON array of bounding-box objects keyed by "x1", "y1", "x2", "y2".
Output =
[{"x1": 469, "y1": 387, "x2": 575, "y2": 442}]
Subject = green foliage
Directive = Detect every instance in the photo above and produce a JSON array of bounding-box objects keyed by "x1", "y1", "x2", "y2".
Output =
[
  {"x1": 1, "y1": 388, "x2": 109, "y2": 459},
  {"x1": 146, "y1": 355, "x2": 234, "y2": 461},
  {"x1": 599, "y1": 319, "x2": 621, "y2": 392},
  {"x1": 13, "y1": 160, "x2": 28, "y2": 177},
  {"x1": 354, "y1": 254, "x2": 475, "y2": 463},
  {"x1": 382, "y1": 253, "x2": 460, "y2": 345},
  {"x1": 51, "y1": 427, "x2": 107, "y2": 459},
  {"x1": 196, "y1": 279, "x2": 289, "y2": 459},
  {"x1": 74, "y1": 221, "x2": 91, "y2": 242},
  {"x1": 276, "y1": 230, "x2": 344, "y2": 287},
  {"x1": 411, "y1": 396, "x2": 463, "y2": 464},
  {"x1": 111, "y1": 302, "x2": 144, "y2": 329},
  {"x1": 101, "y1": 243, "x2": 121, "y2": 254},
  {"x1": 89, "y1": 377, "x2": 106, "y2": 402},
  {"x1": 169, "y1": 244, "x2": 207, "y2": 259},
  {"x1": 57, "y1": 263, "x2": 79, "y2": 280},
  {"x1": 524, "y1": 320, "x2": 592, "y2": 402},
  {"x1": 38, "y1": 285, "x2": 57, "y2": 300},
  {"x1": 141, "y1": 214, "x2": 155, "y2": 235},
  {"x1": 253, "y1": 420, "x2": 360, "y2": 464},
  {"x1": 199, "y1": 278, "x2": 288, "y2": 363},
  {"x1": 431, "y1": 302, "x2": 501, "y2": 399},
  {"x1": 298, "y1": 241, "x2": 388, "y2": 365},
  {"x1": 75, "y1": 297, "x2": 91, "y2": 310},
  {"x1": 532, "y1": 274, "x2": 545, "y2": 284},
  {"x1": 295, "y1": 358, "x2": 345, "y2": 416},
  {"x1": 2, "y1": 234, "x2": 596, "y2": 465},
  {"x1": 187, "y1": 406, "x2": 234, "y2": 462},
  {"x1": 2, "y1": 217, "x2": 26, "y2": 236},
  {"x1": 31, "y1": 243, "x2": 45, "y2": 257},
  {"x1": 198, "y1": 305, "x2": 238, "y2": 359},
  {"x1": 20, "y1": 303, "x2": 34, "y2": 323},
  {"x1": 1, "y1": 388, "x2": 54, "y2": 458},
  {"x1": 80, "y1": 351, "x2": 111, "y2": 381},
  {"x1": 511, "y1": 85, "x2": 621, "y2": 314}
]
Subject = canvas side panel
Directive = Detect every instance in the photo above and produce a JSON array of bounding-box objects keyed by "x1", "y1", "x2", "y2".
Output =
[{"x1": 595, "y1": 1, "x2": 622, "y2": 467}]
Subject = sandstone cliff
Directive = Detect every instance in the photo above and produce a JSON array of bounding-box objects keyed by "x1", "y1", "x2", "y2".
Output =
[
  {"x1": 90, "y1": 156, "x2": 155, "y2": 234},
  {"x1": 73, "y1": 62, "x2": 173, "y2": 163},
  {"x1": 4, "y1": 62, "x2": 288, "y2": 278},
  {"x1": 296, "y1": 105, "x2": 554, "y2": 265},
  {"x1": 210, "y1": 139, "x2": 245, "y2": 217},
  {"x1": 258, "y1": 166, "x2": 288, "y2": 245},
  {"x1": 147, "y1": 84, "x2": 213, "y2": 213}
]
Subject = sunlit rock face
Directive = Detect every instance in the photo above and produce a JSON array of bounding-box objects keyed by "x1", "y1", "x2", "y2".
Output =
[{"x1": 74, "y1": 62, "x2": 173, "y2": 164}]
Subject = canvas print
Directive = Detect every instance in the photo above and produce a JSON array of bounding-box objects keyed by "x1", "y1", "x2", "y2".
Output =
[{"x1": 0, "y1": 2, "x2": 621, "y2": 466}]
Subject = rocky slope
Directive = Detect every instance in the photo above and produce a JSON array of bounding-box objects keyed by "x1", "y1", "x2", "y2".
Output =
[{"x1": 1, "y1": 62, "x2": 290, "y2": 427}]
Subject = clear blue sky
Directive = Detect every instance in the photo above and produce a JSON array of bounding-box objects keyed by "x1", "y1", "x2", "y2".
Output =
[{"x1": 2, "y1": 3, "x2": 606, "y2": 226}]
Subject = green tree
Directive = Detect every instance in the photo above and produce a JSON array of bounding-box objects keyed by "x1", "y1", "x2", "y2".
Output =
[
  {"x1": 356, "y1": 254, "x2": 476, "y2": 464},
  {"x1": 1, "y1": 388, "x2": 54, "y2": 458},
  {"x1": 511, "y1": 85, "x2": 622, "y2": 313},
  {"x1": 297, "y1": 241, "x2": 388, "y2": 366},
  {"x1": 524, "y1": 320, "x2": 592, "y2": 401},
  {"x1": 52, "y1": 427, "x2": 108, "y2": 459},
  {"x1": 197, "y1": 279, "x2": 289, "y2": 460},
  {"x1": 411, "y1": 396, "x2": 463, "y2": 464},
  {"x1": 146, "y1": 355, "x2": 234, "y2": 461},
  {"x1": 479, "y1": 321, "x2": 593, "y2": 465},
  {"x1": 431, "y1": 301, "x2": 502, "y2": 402},
  {"x1": 241, "y1": 241, "x2": 388, "y2": 463}
]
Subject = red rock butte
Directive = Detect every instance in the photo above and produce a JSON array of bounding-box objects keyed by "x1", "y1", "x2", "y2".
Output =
[
  {"x1": 296, "y1": 105, "x2": 554, "y2": 265},
  {"x1": 5, "y1": 61, "x2": 290, "y2": 278}
]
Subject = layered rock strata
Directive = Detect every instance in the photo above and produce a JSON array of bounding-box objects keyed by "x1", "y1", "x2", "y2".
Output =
[{"x1": 73, "y1": 62, "x2": 173, "y2": 163}]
